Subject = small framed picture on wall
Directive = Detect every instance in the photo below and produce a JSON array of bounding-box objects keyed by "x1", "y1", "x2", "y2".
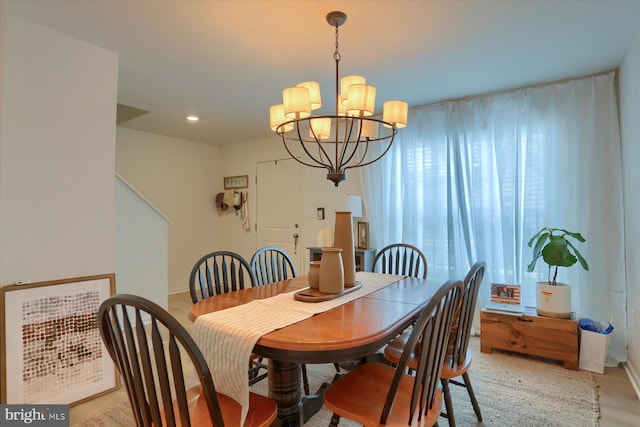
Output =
[
  {"x1": 357, "y1": 221, "x2": 369, "y2": 249},
  {"x1": 223, "y1": 175, "x2": 248, "y2": 189}
]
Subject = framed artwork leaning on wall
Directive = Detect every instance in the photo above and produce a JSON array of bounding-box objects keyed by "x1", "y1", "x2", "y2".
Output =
[{"x1": 0, "y1": 273, "x2": 118, "y2": 405}]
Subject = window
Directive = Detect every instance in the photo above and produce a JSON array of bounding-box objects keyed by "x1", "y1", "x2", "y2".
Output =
[{"x1": 361, "y1": 73, "x2": 624, "y2": 316}]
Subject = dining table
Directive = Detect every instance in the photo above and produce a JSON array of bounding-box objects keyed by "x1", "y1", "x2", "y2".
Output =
[{"x1": 189, "y1": 271, "x2": 440, "y2": 427}]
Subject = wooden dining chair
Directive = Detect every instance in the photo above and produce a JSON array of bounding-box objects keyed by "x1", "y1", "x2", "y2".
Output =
[
  {"x1": 189, "y1": 251, "x2": 267, "y2": 386},
  {"x1": 373, "y1": 243, "x2": 428, "y2": 278},
  {"x1": 324, "y1": 279, "x2": 463, "y2": 426},
  {"x1": 189, "y1": 251, "x2": 257, "y2": 303},
  {"x1": 439, "y1": 261, "x2": 485, "y2": 426},
  {"x1": 250, "y1": 246, "x2": 297, "y2": 286},
  {"x1": 383, "y1": 262, "x2": 486, "y2": 427},
  {"x1": 98, "y1": 294, "x2": 277, "y2": 427},
  {"x1": 368, "y1": 243, "x2": 428, "y2": 370}
]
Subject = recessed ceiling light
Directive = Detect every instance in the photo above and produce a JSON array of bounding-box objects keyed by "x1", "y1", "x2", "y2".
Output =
[{"x1": 186, "y1": 115, "x2": 200, "y2": 122}]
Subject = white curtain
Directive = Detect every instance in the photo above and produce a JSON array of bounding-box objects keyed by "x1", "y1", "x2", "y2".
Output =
[{"x1": 360, "y1": 71, "x2": 627, "y2": 363}]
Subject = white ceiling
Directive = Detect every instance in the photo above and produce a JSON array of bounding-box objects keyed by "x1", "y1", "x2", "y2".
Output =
[{"x1": 6, "y1": 0, "x2": 640, "y2": 146}]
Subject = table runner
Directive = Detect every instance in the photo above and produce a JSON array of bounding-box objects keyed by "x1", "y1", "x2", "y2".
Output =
[{"x1": 193, "y1": 272, "x2": 403, "y2": 425}]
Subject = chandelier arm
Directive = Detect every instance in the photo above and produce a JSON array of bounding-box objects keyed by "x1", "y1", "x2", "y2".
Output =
[
  {"x1": 340, "y1": 138, "x2": 368, "y2": 169},
  {"x1": 294, "y1": 122, "x2": 336, "y2": 171},
  {"x1": 343, "y1": 128, "x2": 398, "y2": 171},
  {"x1": 281, "y1": 134, "x2": 330, "y2": 170},
  {"x1": 316, "y1": 142, "x2": 330, "y2": 165},
  {"x1": 357, "y1": 139, "x2": 371, "y2": 164},
  {"x1": 341, "y1": 117, "x2": 396, "y2": 168},
  {"x1": 308, "y1": 125, "x2": 336, "y2": 168},
  {"x1": 336, "y1": 117, "x2": 358, "y2": 169},
  {"x1": 338, "y1": 118, "x2": 370, "y2": 169},
  {"x1": 338, "y1": 137, "x2": 363, "y2": 170},
  {"x1": 296, "y1": 123, "x2": 334, "y2": 172}
]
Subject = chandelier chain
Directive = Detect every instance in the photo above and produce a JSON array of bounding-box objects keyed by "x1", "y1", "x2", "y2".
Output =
[{"x1": 334, "y1": 22, "x2": 341, "y2": 63}]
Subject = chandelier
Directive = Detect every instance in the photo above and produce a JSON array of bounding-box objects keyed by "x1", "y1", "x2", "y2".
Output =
[{"x1": 269, "y1": 11, "x2": 408, "y2": 186}]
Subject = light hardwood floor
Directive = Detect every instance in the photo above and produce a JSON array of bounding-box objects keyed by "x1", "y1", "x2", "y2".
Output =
[{"x1": 70, "y1": 292, "x2": 640, "y2": 426}]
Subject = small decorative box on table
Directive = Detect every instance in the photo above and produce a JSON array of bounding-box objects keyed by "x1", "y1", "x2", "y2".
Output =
[{"x1": 480, "y1": 306, "x2": 579, "y2": 370}]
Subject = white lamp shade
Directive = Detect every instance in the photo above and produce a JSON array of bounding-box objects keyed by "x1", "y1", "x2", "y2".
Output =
[
  {"x1": 382, "y1": 100, "x2": 408, "y2": 128},
  {"x1": 297, "y1": 81, "x2": 322, "y2": 110},
  {"x1": 345, "y1": 194, "x2": 363, "y2": 218},
  {"x1": 360, "y1": 119, "x2": 379, "y2": 139},
  {"x1": 269, "y1": 104, "x2": 293, "y2": 133},
  {"x1": 283, "y1": 86, "x2": 311, "y2": 119},
  {"x1": 310, "y1": 117, "x2": 332, "y2": 140},
  {"x1": 340, "y1": 75, "x2": 366, "y2": 105},
  {"x1": 338, "y1": 94, "x2": 347, "y2": 116},
  {"x1": 337, "y1": 94, "x2": 356, "y2": 117},
  {"x1": 346, "y1": 84, "x2": 376, "y2": 117}
]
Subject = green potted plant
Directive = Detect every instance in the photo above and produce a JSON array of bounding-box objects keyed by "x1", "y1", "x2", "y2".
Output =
[{"x1": 527, "y1": 227, "x2": 589, "y2": 318}]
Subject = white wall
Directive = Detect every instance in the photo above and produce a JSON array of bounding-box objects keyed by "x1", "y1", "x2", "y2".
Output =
[
  {"x1": 115, "y1": 130, "x2": 365, "y2": 294},
  {"x1": 0, "y1": 14, "x2": 118, "y2": 285},
  {"x1": 218, "y1": 135, "x2": 365, "y2": 268},
  {"x1": 115, "y1": 175, "x2": 171, "y2": 308},
  {"x1": 116, "y1": 127, "x2": 222, "y2": 294},
  {"x1": 619, "y1": 25, "x2": 640, "y2": 391}
]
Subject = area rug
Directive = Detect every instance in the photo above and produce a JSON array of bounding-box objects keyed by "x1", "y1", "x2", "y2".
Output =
[{"x1": 72, "y1": 337, "x2": 599, "y2": 426}]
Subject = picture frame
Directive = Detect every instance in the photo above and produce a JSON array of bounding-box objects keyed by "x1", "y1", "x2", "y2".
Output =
[
  {"x1": 223, "y1": 175, "x2": 248, "y2": 189},
  {"x1": 357, "y1": 221, "x2": 369, "y2": 249},
  {"x1": 490, "y1": 283, "x2": 522, "y2": 305},
  {"x1": 0, "y1": 273, "x2": 118, "y2": 406}
]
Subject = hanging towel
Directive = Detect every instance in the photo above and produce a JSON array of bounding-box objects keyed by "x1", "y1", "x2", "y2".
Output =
[
  {"x1": 223, "y1": 190, "x2": 235, "y2": 209},
  {"x1": 241, "y1": 191, "x2": 250, "y2": 230},
  {"x1": 215, "y1": 192, "x2": 225, "y2": 209},
  {"x1": 234, "y1": 191, "x2": 242, "y2": 210}
]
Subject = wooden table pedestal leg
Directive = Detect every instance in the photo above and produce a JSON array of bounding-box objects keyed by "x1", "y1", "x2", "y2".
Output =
[{"x1": 268, "y1": 359, "x2": 304, "y2": 427}]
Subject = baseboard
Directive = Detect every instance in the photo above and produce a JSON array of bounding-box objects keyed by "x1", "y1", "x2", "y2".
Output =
[
  {"x1": 623, "y1": 360, "x2": 640, "y2": 399},
  {"x1": 168, "y1": 289, "x2": 189, "y2": 296}
]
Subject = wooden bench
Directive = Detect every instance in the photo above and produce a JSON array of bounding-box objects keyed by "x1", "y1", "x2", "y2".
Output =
[{"x1": 480, "y1": 307, "x2": 579, "y2": 370}]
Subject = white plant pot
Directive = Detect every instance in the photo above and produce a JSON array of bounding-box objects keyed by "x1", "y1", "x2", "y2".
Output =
[{"x1": 536, "y1": 282, "x2": 572, "y2": 319}]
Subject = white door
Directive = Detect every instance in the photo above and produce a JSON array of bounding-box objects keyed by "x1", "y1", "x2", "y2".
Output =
[{"x1": 256, "y1": 159, "x2": 303, "y2": 272}]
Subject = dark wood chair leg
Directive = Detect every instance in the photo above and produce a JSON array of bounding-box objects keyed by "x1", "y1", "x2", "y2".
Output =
[
  {"x1": 248, "y1": 358, "x2": 268, "y2": 385},
  {"x1": 463, "y1": 372, "x2": 482, "y2": 421},
  {"x1": 440, "y1": 378, "x2": 455, "y2": 427},
  {"x1": 329, "y1": 413, "x2": 341, "y2": 426},
  {"x1": 301, "y1": 364, "x2": 310, "y2": 396}
]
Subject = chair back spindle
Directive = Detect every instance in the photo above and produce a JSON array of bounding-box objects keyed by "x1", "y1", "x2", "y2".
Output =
[
  {"x1": 250, "y1": 246, "x2": 297, "y2": 285},
  {"x1": 373, "y1": 243, "x2": 428, "y2": 278},
  {"x1": 189, "y1": 251, "x2": 256, "y2": 303}
]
